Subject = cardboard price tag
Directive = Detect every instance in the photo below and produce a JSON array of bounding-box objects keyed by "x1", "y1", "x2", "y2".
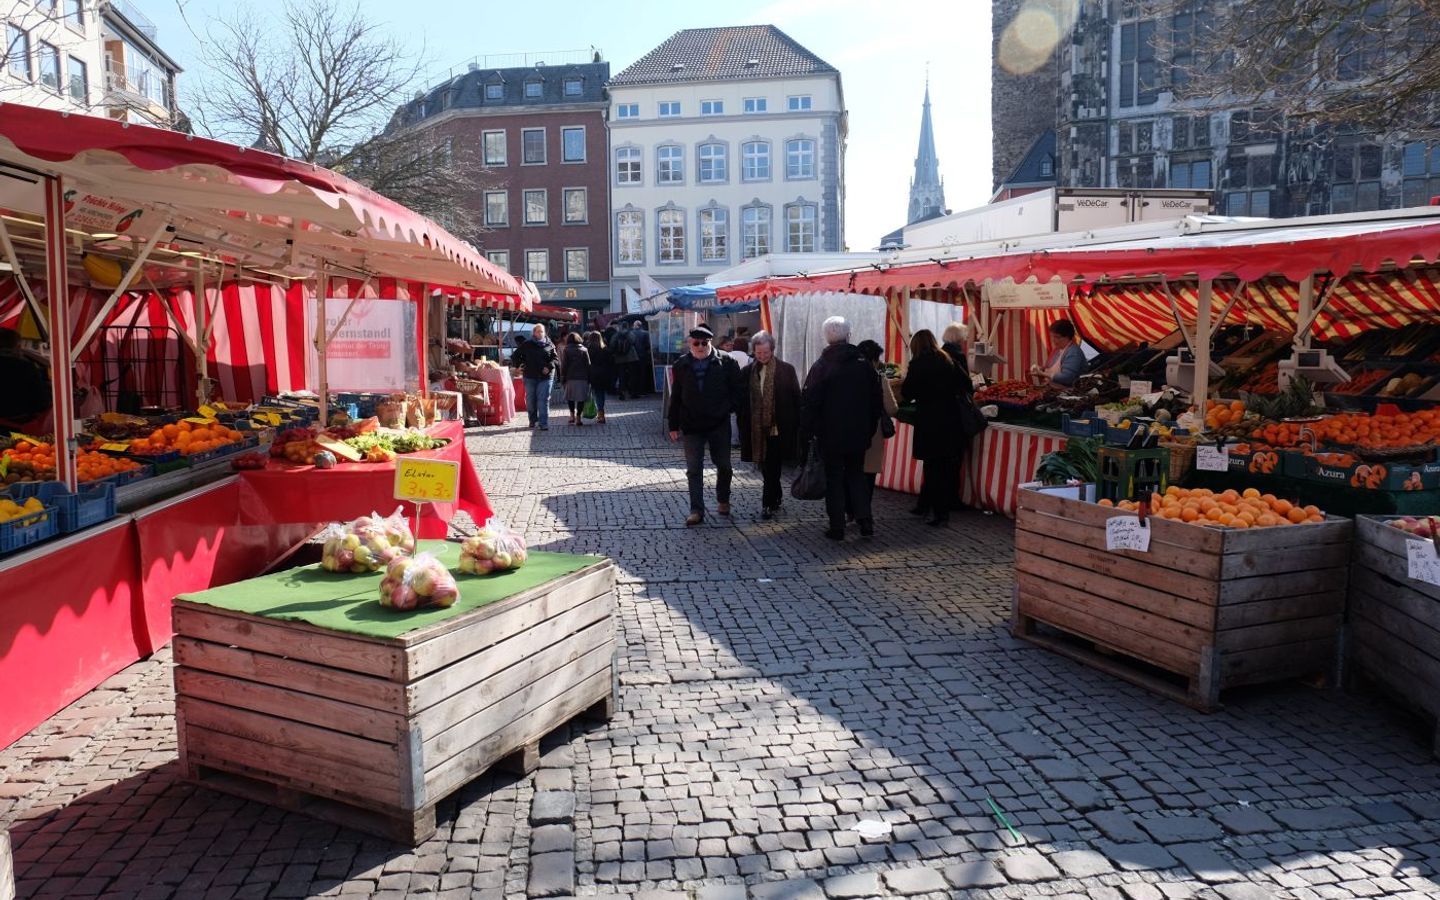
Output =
[
  {"x1": 198, "y1": 404, "x2": 218, "y2": 419},
  {"x1": 1128, "y1": 380, "x2": 1153, "y2": 398},
  {"x1": 315, "y1": 434, "x2": 363, "y2": 462},
  {"x1": 9, "y1": 432, "x2": 44, "y2": 445},
  {"x1": 394, "y1": 458, "x2": 460, "y2": 504},
  {"x1": 183, "y1": 417, "x2": 215, "y2": 425},
  {"x1": 100, "y1": 442, "x2": 132, "y2": 453},
  {"x1": 1195, "y1": 445, "x2": 1230, "y2": 472},
  {"x1": 1407, "y1": 540, "x2": 1440, "y2": 587},
  {"x1": 1105, "y1": 515, "x2": 1152, "y2": 552}
]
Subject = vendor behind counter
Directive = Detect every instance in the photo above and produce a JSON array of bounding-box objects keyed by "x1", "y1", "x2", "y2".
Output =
[
  {"x1": 1031, "y1": 319, "x2": 1087, "y2": 388},
  {"x1": 0, "y1": 328, "x2": 52, "y2": 433}
]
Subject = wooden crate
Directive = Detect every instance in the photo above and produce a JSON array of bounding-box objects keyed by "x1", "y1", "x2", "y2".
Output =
[
  {"x1": 1348, "y1": 516, "x2": 1440, "y2": 756},
  {"x1": 1, "y1": 829, "x2": 13, "y2": 900},
  {"x1": 1013, "y1": 485, "x2": 1351, "y2": 711},
  {"x1": 173, "y1": 559, "x2": 616, "y2": 844}
]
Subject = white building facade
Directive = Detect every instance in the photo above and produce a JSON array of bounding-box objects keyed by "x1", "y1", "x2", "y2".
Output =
[
  {"x1": 607, "y1": 26, "x2": 846, "y2": 310},
  {"x1": 2, "y1": 0, "x2": 181, "y2": 127}
]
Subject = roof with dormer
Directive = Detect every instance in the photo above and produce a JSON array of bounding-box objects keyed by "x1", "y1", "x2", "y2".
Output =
[{"x1": 610, "y1": 26, "x2": 836, "y2": 85}]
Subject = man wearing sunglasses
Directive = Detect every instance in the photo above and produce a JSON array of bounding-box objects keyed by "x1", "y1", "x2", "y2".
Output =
[{"x1": 668, "y1": 324, "x2": 744, "y2": 526}]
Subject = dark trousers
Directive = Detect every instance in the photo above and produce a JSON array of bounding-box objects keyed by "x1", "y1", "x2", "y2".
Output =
[
  {"x1": 683, "y1": 423, "x2": 732, "y2": 513},
  {"x1": 920, "y1": 456, "x2": 961, "y2": 519},
  {"x1": 824, "y1": 451, "x2": 869, "y2": 530},
  {"x1": 760, "y1": 435, "x2": 784, "y2": 510}
]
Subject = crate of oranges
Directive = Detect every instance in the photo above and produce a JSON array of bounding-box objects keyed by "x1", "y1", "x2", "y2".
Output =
[
  {"x1": 1101, "y1": 486, "x2": 1326, "y2": 528},
  {"x1": 123, "y1": 421, "x2": 247, "y2": 461}
]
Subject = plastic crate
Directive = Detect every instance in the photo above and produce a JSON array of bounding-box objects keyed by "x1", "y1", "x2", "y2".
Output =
[
  {"x1": 7, "y1": 480, "x2": 117, "y2": 533},
  {"x1": 184, "y1": 440, "x2": 249, "y2": 465},
  {"x1": 1061, "y1": 413, "x2": 1107, "y2": 438},
  {"x1": 0, "y1": 503, "x2": 58, "y2": 553},
  {"x1": 1098, "y1": 446, "x2": 1169, "y2": 503},
  {"x1": 100, "y1": 464, "x2": 153, "y2": 487}
]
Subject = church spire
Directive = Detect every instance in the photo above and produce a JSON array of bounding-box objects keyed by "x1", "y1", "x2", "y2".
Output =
[{"x1": 908, "y1": 75, "x2": 946, "y2": 224}]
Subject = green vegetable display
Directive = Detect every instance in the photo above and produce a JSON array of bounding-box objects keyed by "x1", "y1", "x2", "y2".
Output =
[
  {"x1": 1036, "y1": 436, "x2": 1102, "y2": 485},
  {"x1": 344, "y1": 431, "x2": 448, "y2": 455}
]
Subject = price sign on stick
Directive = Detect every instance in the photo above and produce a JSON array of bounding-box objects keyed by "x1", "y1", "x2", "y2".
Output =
[
  {"x1": 394, "y1": 458, "x2": 460, "y2": 504},
  {"x1": 1106, "y1": 516, "x2": 1152, "y2": 553},
  {"x1": 1407, "y1": 539, "x2": 1440, "y2": 587},
  {"x1": 1195, "y1": 444, "x2": 1230, "y2": 472},
  {"x1": 1128, "y1": 380, "x2": 1153, "y2": 398}
]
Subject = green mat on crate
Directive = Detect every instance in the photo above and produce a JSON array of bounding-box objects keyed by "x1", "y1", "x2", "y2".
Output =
[{"x1": 177, "y1": 540, "x2": 604, "y2": 640}]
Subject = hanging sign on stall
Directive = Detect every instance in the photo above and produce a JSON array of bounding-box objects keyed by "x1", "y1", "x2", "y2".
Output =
[
  {"x1": 394, "y1": 458, "x2": 460, "y2": 504},
  {"x1": 321, "y1": 298, "x2": 411, "y2": 392},
  {"x1": 1195, "y1": 444, "x2": 1230, "y2": 472},
  {"x1": 986, "y1": 278, "x2": 1071, "y2": 310},
  {"x1": 1105, "y1": 516, "x2": 1151, "y2": 552},
  {"x1": 1406, "y1": 540, "x2": 1440, "y2": 587}
]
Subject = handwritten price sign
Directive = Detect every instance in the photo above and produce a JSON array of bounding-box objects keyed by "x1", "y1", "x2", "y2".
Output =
[
  {"x1": 1106, "y1": 515, "x2": 1152, "y2": 553},
  {"x1": 394, "y1": 458, "x2": 459, "y2": 504},
  {"x1": 1195, "y1": 445, "x2": 1230, "y2": 472},
  {"x1": 1407, "y1": 539, "x2": 1440, "y2": 587}
]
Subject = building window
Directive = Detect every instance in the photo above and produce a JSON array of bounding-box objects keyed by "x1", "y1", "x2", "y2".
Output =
[
  {"x1": 784, "y1": 203, "x2": 816, "y2": 253},
  {"x1": 787, "y1": 95, "x2": 812, "y2": 111},
  {"x1": 1118, "y1": 19, "x2": 1158, "y2": 107},
  {"x1": 698, "y1": 143, "x2": 727, "y2": 183},
  {"x1": 66, "y1": 54, "x2": 86, "y2": 103},
  {"x1": 699, "y1": 207, "x2": 728, "y2": 263},
  {"x1": 7, "y1": 25, "x2": 30, "y2": 81},
  {"x1": 1402, "y1": 142, "x2": 1440, "y2": 207},
  {"x1": 741, "y1": 205, "x2": 771, "y2": 259},
  {"x1": 742, "y1": 141, "x2": 771, "y2": 181},
  {"x1": 701, "y1": 99, "x2": 724, "y2": 115},
  {"x1": 1330, "y1": 136, "x2": 1384, "y2": 213},
  {"x1": 563, "y1": 188, "x2": 587, "y2": 224},
  {"x1": 616, "y1": 102, "x2": 638, "y2": 119},
  {"x1": 65, "y1": 0, "x2": 84, "y2": 29},
  {"x1": 37, "y1": 41, "x2": 59, "y2": 93},
  {"x1": 485, "y1": 80, "x2": 503, "y2": 100},
  {"x1": 484, "y1": 191, "x2": 509, "y2": 227},
  {"x1": 522, "y1": 128, "x2": 546, "y2": 164},
  {"x1": 1171, "y1": 114, "x2": 1210, "y2": 150},
  {"x1": 1169, "y1": 159, "x2": 1211, "y2": 189},
  {"x1": 658, "y1": 208, "x2": 685, "y2": 263},
  {"x1": 482, "y1": 130, "x2": 506, "y2": 166},
  {"x1": 1039, "y1": 157, "x2": 1054, "y2": 177},
  {"x1": 1225, "y1": 190, "x2": 1272, "y2": 216},
  {"x1": 744, "y1": 97, "x2": 767, "y2": 113},
  {"x1": 565, "y1": 248, "x2": 589, "y2": 282},
  {"x1": 526, "y1": 250, "x2": 549, "y2": 282},
  {"x1": 658, "y1": 100, "x2": 680, "y2": 117},
  {"x1": 524, "y1": 78, "x2": 543, "y2": 98},
  {"x1": 561, "y1": 126, "x2": 586, "y2": 162},
  {"x1": 785, "y1": 139, "x2": 816, "y2": 179},
  {"x1": 486, "y1": 250, "x2": 510, "y2": 272},
  {"x1": 616, "y1": 210, "x2": 643, "y2": 265},
  {"x1": 616, "y1": 146, "x2": 641, "y2": 185},
  {"x1": 1115, "y1": 156, "x2": 1157, "y2": 188},
  {"x1": 563, "y1": 76, "x2": 583, "y2": 96},
  {"x1": 657, "y1": 144, "x2": 684, "y2": 184},
  {"x1": 523, "y1": 189, "x2": 547, "y2": 225}
]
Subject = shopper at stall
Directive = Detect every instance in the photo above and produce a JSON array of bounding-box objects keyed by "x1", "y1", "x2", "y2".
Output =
[
  {"x1": 738, "y1": 330, "x2": 800, "y2": 520},
  {"x1": 856, "y1": 339, "x2": 899, "y2": 517},
  {"x1": 513, "y1": 323, "x2": 558, "y2": 430},
  {"x1": 584, "y1": 331, "x2": 615, "y2": 424},
  {"x1": 558, "y1": 332, "x2": 593, "y2": 426},
  {"x1": 669, "y1": 323, "x2": 744, "y2": 526},
  {"x1": 801, "y1": 316, "x2": 882, "y2": 540},
  {"x1": 610, "y1": 324, "x2": 636, "y2": 400},
  {"x1": 1032, "y1": 318, "x2": 1086, "y2": 387},
  {"x1": 629, "y1": 320, "x2": 653, "y2": 396},
  {"x1": 0, "y1": 328, "x2": 52, "y2": 433},
  {"x1": 902, "y1": 329, "x2": 967, "y2": 527}
]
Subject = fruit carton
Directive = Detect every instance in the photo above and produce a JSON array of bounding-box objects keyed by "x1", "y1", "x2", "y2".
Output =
[{"x1": 1304, "y1": 456, "x2": 1440, "y2": 491}]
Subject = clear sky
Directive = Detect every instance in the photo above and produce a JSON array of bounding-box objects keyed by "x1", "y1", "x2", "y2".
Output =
[{"x1": 152, "y1": 0, "x2": 993, "y2": 250}]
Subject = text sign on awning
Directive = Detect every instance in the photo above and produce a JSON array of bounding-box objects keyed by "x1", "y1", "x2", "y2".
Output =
[{"x1": 986, "y1": 278, "x2": 1071, "y2": 310}]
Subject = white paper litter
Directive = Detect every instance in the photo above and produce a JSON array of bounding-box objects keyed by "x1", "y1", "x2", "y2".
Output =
[
  {"x1": 757, "y1": 578, "x2": 774, "y2": 583},
  {"x1": 851, "y1": 819, "x2": 893, "y2": 839}
]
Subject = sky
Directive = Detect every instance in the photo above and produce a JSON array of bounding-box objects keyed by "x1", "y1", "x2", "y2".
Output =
[{"x1": 151, "y1": 0, "x2": 993, "y2": 250}]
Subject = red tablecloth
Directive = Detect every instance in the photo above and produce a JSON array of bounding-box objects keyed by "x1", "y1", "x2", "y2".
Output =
[
  {"x1": 878, "y1": 422, "x2": 1068, "y2": 517},
  {"x1": 235, "y1": 420, "x2": 493, "y2": 537}
]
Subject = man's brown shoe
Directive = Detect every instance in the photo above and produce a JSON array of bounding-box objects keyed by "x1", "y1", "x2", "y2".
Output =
[
  {"x1": 717, "y1": 502, "x2": 731, "y2": 516},
  {"x1": 685, "y1": 512, "x2": 704, "y2": 526}
]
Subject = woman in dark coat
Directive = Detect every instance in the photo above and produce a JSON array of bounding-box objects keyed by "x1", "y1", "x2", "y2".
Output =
[
  {"x1": 558, "y1": 332, "x2": 592, "y2": 426},
  {"x1": 584, "y1": 331, "x2": 615, "y2": 424},
  {"x1": 737, "y1": 330, "x2": 801, "y2": 519},
  {"x1": 901, "y1": 329, "x2": 967, "y2": 526}
]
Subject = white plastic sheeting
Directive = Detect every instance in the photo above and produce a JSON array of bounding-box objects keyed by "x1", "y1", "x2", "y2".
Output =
[{"x1": 770, "y1": 291, "x2": 887, "y2": 380}]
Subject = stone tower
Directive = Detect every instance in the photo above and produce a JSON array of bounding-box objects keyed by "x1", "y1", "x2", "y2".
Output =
[
  {"x1": 908, "y1": 80, "x2": 947, "y2": 224},
  {"x1": 991, "y1": 0, "x2": 1064, "y2": 192}
]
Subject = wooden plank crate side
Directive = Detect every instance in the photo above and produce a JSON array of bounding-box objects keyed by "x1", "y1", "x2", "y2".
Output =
[
  {"x1": 1017, "y1": 504, "x2": 1224, "y2": 580},
  {"x1": 1219, "y1": 637, "x2": 1337, "y2": 686},
  {"x1": 1353, "y1": 517, "x2": 1440, "y2": 603},
  {"x1": 1014, "y1": 530, "x2": 1220, "y2": 604},
  {"x1": 1015, "y1": 553, "x2": 1217, "y2": 628},
  {"x1": 1016, "y1": 572, "x2": 1208, "y2": 665},
  {"x1": 1350, "y1": 565, "x2": 1440, "y2": 637},
  {"x1": 172, "y1": 605, "x2": 405, "y2": 680},
  {"x1": 1018, "y1": 488, "x2": 1224, "y2": 553},
  {"x1": 1015, "y1": 579, "x2": 1205, "y2": 674},
  {"x1": 175, "y1": 666, "x2": 408, "y2": 742},
  {"x1": 0, "y1": 830, "x2": 13, "y2": 900},
  {"x1": 1215, "y1": 591, "x2": 1348, "y2": 630},
  {"x1": 1010, "y1": 623, "x2": 1218, "y2": 712},
  {"x1": 174, "y1": 636, "x2": 407, "y2": 713},
  {"x1": 1349, "y1": 585, "x2": 1440, "y2": 719}
]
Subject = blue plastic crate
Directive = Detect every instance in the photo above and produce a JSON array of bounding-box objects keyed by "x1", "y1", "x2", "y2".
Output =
[
  {"x1": 0, "y1": 504, "x2": 58, "y2": 553},
  {"x1": 6, "y1": 480, "x2": 116, "y2": 533},
  {"x1": 185, "y1": 440, "x2": 249, "y2": 466},
  {"x1": 1061, "y1": 413, "x2": 1107, "y2": 438},
  {"x1": 101, "y1": 464, "x2": 153, "y2": 487}
]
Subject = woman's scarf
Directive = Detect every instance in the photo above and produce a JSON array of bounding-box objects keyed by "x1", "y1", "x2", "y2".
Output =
[{"x1": 749, "y1": 359, "x2": 778, "y2": 463}]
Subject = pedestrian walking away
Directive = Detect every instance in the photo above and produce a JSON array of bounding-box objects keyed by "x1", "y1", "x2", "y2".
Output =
[
  {"x1": 558, "y1": 332, "x2": 592, "y2": 426},
  {"x1": 737, "y1": 330, "x2": 800, "y2": 520},
  {"x1": 668, "y1": 323, "x2": 744, "y2": 526},
  {"x1": 856, "y1": 339, "x2": 899, "y2": 523},
  {"x1": 902, "y1": 325, "x2": 973, "y2": 526},
  {"x1": 801, "y1": 316, "x2": 882, "y2": 540},
  {"x1": 629, "y1": 320, "x2": 653, "y2": 397},
  {"x1": 610, "y1": 324, "x2": 636, "y2": 400},
  {"x1": 584, "y1": 330, "x2": 614, "y2": 423},
  {"x1": 512, "y1": 324, "x2": 557, "y2": 430}
]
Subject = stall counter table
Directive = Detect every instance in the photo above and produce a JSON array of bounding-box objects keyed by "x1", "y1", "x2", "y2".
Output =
[
  {"x1": 173, "y1": 540, "x2": 617, "y2": 843},
  {"x1": 878, "y1": 421, "x2": 1068, "y2": 517}
]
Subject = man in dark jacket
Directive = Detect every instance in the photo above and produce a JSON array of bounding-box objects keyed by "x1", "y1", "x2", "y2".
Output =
[
  {"x1": 668, "y1": 323, "x2": 744, "y2": 526},
  {"x1": 801, "y1": 316, "x2": 882, "y2": 540},
  {"x1": 511, "y1": 324, "x2": 558, "y2": 430}
]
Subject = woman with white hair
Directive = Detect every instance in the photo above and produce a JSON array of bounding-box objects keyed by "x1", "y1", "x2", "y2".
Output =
[
  {"x1": 737, "y1": 330, "x2": 801, "y2": 519},
  {"x1": 801, "y1": 316, "x2": 882, "y2": 540}
]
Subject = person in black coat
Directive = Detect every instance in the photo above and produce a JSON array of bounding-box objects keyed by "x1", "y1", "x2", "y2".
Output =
[
  {"x1": 668, "y1": 323, "x2": 744, "y2": 526},
  {"x1": 511, "y1": 324, "x2": 558, "y2": 430},
  {"x1": 584, "y1": 331, "x2": 615, "y2": 423},
  {"x1": 737, "y1": 330, "x2": 801, "y2": 519},
  {"x1": 801, "y1": 316, "x2": 882, "y2": 540},
  {"x1": 901, "y1": 328, "x2": 970, "y2": 526}
]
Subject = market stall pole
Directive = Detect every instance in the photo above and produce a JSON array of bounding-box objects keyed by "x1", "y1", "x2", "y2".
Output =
[{"x1": 42, "y1": 175, "x2": 75, "y2": 490}]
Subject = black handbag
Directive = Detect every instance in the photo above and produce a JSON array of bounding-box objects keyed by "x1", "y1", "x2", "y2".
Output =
[
  {"x1": 790, "y1": 438, "x2": 826, "y2": 501},
  {"x1": 957, "y1": 394, "x2": 989, "y2": 439}
]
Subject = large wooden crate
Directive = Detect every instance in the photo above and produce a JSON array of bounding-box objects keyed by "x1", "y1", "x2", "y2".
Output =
[
  {"x1": 1349, "y1": 516, "x2": 1440, "y2": 756},
  {"x1": 1013, "y1": 485, "x2": 1352, "y2": 711},
  {"x1": 173, "y1": 559, "x2": 616, "y2": 844},
  {"x1": 1, "y1": 829, "x2": 13, "y2": 900}
]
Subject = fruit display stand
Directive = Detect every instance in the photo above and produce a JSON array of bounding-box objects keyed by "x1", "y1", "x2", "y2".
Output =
[
  {"x1": 1013, "y1": 483, "x2": 1352, "y2": 710},
  {"x1": 172, "y1": 540, "x2": 616, "y2": 843},
  {"x1": 1348, "y1": 515, "x2": 1440, "y2": 756}
]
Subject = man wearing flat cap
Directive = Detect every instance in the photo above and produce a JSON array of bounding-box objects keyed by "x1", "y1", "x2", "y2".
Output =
[{"x1": 668, "y1": 323, "x2": 745, "y2": 526}]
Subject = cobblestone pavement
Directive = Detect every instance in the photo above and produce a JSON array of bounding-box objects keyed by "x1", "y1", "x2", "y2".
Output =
[{"x1": 4, "y1": 397, "x2": 1440, "y2": 899}]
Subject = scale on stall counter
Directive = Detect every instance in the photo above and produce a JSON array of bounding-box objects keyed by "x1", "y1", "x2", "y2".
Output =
[
  {"x1": 1164, "y1": 348, "x2": 1225, "y2": 387},
  {"x1": 969, "y1": 340, "x2": 1008, "y2": 380},
  {"x1": 1278, "y1": 349, "x2": 1351, "y2": 388}
]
